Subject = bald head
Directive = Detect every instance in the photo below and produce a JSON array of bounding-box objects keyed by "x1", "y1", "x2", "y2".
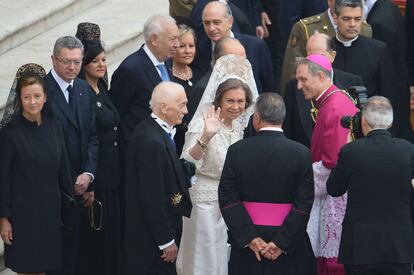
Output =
[
  {"x1": 202, "y1": 1, "x2": 233, "y2": 42},
  {"x1": 213, "y1": 37, "x2": 246, "y2": 63},
  {"x1": 306, "y1": 33, "x2": 336, "y2": 62},
  {"x1": 150, "y1": 81, "x2": 188, "y2": 126}
]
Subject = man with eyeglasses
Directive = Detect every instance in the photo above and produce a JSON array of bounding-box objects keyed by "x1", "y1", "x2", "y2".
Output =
[{"x1": 45, "y1": 35, "x2": 98, "y2": 275}]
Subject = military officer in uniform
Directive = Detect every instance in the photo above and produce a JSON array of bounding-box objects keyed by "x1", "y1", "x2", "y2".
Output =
[{"x1": 280, "y1": 0, "x2": 372, "y2": 95}]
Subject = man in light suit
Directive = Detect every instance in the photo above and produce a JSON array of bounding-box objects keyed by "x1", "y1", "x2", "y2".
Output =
[
  {"x1": 123, "y1": 82, "x2": 192, "y2": 275},
  {"x1": 327, "y1": 96, "x2": 414, "y2": 275},
  {"x1": 45, "y1": 36, "x2": 98, "y2": 275},
  {"x1": 192, "y1": 1, "x2": 275, "y2": 94},
  {"x1": 109, "y1": 14, "x2": 179, "y2": 147},
  {"x1": 283, "y1": 33, "x2": 363, "y2": 148}
]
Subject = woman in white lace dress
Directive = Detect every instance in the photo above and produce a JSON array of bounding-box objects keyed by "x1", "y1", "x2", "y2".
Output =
[{"x1": 177, "y1": 55, "x2": 258, "y2": 275}]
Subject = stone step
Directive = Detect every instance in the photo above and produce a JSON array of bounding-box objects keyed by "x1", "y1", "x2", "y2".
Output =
[
  {"x1": 0, "y1": 0, "x2": 103, "y2": 55},
  {"x1": 0, "y1": 0, "x2": 167, "y2": 110}
]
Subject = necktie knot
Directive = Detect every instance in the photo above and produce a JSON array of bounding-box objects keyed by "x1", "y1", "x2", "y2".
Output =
[{"x1": 156, "y1": 64, "x2": 170, "y2": 81}]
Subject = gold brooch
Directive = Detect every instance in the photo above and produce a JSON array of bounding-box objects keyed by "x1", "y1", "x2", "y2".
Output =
[{"x1": 171, "y1": 193, "x2": 183, "y2": 206}]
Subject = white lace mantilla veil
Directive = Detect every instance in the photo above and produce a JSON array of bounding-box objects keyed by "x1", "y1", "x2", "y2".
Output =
[
  {"x1": 187, "y1": 54, "x2": 259, "y2": 134},
  {"x1": 0, "y1": 63, "x2": 47, "y2": 129}
]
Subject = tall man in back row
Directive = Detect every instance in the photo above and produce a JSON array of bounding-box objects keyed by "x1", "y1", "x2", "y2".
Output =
[
  {"x1": 219, "y1": 93, "x2": 316, "y2": 275},
  {"x1": 296, "y1": 54, "x2": 357, "y2": 275}
]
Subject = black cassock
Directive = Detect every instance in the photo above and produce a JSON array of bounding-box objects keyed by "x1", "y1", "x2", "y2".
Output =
[{"x1": 219, "y1": 130, "x2": 316, "y2": 275}]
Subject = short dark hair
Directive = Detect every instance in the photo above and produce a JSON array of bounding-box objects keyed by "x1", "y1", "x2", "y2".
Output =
[
  {"x1": 254, "y1": 93, "x2": 285, "y2": 125},
  {"x1": 335, "y1": 0, "x2": 363, "y2": 16},
  {"x1": 213, "y1": 78, "x2": 253, "y2": 109}
]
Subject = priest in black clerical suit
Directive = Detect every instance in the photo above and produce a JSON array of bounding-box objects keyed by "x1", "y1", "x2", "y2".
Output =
[
  {"x1": 123, "y1": 82, "x2": 192, "y2": 275},
  {"x1": 283, "y1": 69, "x2": 363, "y2": 148},
  {"x1": 219, "y1": 93, "x2": 315, "y2": 275}
]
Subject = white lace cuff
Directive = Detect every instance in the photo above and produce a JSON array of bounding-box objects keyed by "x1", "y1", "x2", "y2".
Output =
[{"x1": 312, "y1": 161, "x2": 331, "y2": 197}]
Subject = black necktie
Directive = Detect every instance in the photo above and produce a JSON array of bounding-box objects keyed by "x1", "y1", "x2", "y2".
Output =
[{"x1": 67, "y1": 85, "x2": 75, "y2": 112}]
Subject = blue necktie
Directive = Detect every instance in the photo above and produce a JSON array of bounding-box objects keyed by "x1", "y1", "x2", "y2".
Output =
[{"x1": 156, "y1": 64, "x2": 170, "y2": 81}]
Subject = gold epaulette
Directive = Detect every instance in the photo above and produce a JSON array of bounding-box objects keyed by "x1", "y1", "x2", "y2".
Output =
[{"x1": 299, "y1": 15, "x2": 323, "y2": 40}]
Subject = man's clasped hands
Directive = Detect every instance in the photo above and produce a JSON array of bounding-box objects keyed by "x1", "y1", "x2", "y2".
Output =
[{"x1": 248, "y1": 237, "x2": 284, "y2": 261}]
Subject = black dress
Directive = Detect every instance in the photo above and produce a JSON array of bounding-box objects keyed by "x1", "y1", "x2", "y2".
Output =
[
  {"x1": 172, "y1": 66, "x2": 202, "y2": 155},
  {"x1": 76, "y1": 83, "x2": 121, "y2": 275},
  {"x1": 0, "y1": 114, "x2": 72, "y2": 273}
]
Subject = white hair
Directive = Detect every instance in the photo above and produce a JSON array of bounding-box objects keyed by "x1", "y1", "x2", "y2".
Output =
[
  {"x1": 362, "y1": 96, "x2": 393, "y2": 129},
  {"x1": 143, "y1": 14, "x2": 176, "y2": 42}
]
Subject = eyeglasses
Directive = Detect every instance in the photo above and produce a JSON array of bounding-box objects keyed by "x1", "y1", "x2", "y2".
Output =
[{"x1": 55, "y1": 57, "x2": 82, "y2": 67}]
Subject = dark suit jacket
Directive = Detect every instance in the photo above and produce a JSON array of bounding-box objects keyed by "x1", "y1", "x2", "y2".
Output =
[
  {"x1": 123, "y1": 117, "x2": 192, "y2": 274},
  {"x1": 367, "y1": 0, "x2": 414, "y2": 142},
  {"x1": 45, "y1": 73, "x2": 98, "y2": 181},
  {"x1": 219, "y1": 130, "x2": 315, "y2": 274},
  {"x1": 283, "y1": 69, "x2": 363, "y2": 148},
  {"x1": 109, "y1": 46, "x2": 170, "y2": 143},
  {"x1": 407, "y1": 0, "x2": 414, "y2": 86},
  {"x1": 193, "y1": 32, "x2": 276, "y2": 94},
  {"x1": 327, "y1": 129, "x2": 414, "y2": 265}
]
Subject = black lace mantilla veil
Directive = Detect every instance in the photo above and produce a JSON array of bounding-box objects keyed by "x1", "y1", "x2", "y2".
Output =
[
  {"x1": 187, "y1": 54, "x2": 259, "y2": 133},
  {"x1": 0, "y1": 63, "x2": 46, "y2": 129},
  {"x1": 75, "y1": 22, "x2": 108, "y2": 88}
]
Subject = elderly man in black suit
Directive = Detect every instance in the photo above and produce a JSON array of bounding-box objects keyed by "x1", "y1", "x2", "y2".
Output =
[
  {"x1": 219, "y1": 93, "x2": 315, "y2": 275},
  {"x1": 193, "y1": 1, "x2": 275, "y2": 94},
  {"x1": 283, "y1": 33, "x2": 363, "y2": 148},
  {"x1": 123, "y1": 82, "x2": 192, "y2": 275},
  {"x1": 109, "y1": 14, "x2": 179, "y2": 148},
  {"x1": 327, "y1": 96, "x2": 414, "y2": 275},
  {"x1": 44, "y1": 36, "x2": 98, "y2": 275}
]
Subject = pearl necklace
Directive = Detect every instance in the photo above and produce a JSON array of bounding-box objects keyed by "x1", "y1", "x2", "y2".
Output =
[{"x1": 172, "y1": 66, "x2": 193, "y2": 87}]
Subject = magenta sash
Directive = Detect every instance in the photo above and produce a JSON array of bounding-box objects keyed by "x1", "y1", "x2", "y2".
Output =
[{"x1": 242, "y1": 202, "x2": 292, "y2": 226}]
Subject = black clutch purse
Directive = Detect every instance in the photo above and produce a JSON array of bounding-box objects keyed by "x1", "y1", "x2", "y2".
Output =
[
  {"x1": 61, "y1": 190, "x2": 77, "y2": 230},
  {"x1": 180, "y1": 158, "x2": 196, "y2": 188}
]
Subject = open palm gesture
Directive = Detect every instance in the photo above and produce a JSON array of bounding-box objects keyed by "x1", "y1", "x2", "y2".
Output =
[{"x1": 203, "y1": 106, "x2": 222, "y2": 140}]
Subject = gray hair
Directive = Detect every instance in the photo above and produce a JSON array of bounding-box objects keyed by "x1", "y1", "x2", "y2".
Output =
[
  {"x1": 213, "y1": 37, "x2": 239, "y2": 61},
  {"x1": 362, "y1": 96, "x2": 393, "y2": 129},
  {"x1": 335, "y1": 0, "x2": 363, "y2": 16},
  {"x1": 202, "y1": 1, "x2": 232, "y2": 21},
  {"x1": 254, "y1": 93, "x2": 286, "y2": 125},
  {"x1": 143, "y1": 14, "x2": 176, "y2": 42},
  {"x1": 53, "y1": 36, "x2": 84, "y2": 57},
  {"x1": 296, "y1": 57, "x2": 332, "y2": 79}
]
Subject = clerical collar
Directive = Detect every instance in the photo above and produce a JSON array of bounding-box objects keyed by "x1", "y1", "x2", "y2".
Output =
[
  {"x1": 259, "y1": 127, "x2": 283, "y2": 132},
  {"x1": 151, "y1": 113, "x2": 176, "y2": 138},
  {"x1": 336, "y1": 34, "x2": 359, "y2": 47},
  {"x1": 363, "y1": 0, "x2": 377, "y2": 20},
  {"x1": 315, "y1": 85, "x2": 332, "y2": 101},
  {"x1": 143, "y1": 44, "x2": 166, "y2": 67},
  {"x1": 327, "y1": 8, "x2": 337, "y2": 32}
]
